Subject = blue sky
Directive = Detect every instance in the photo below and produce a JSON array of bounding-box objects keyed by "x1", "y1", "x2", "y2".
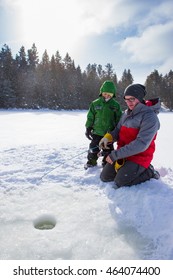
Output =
[{"x1": 0, "y1": 0, "x2": 173, "y2": 83}]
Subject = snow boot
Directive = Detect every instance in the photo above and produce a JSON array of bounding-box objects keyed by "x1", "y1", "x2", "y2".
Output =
[
  {"x1": 149, "y1": 164, "x2": 160, "y2": 179},
  {"x1": 84, "y1": 159, "x2": 97, "y2": 170}
]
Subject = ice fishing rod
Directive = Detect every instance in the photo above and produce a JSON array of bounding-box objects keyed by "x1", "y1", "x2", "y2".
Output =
[{"x1": 37, "y1": 145, "x2": 100, "y2": 184}]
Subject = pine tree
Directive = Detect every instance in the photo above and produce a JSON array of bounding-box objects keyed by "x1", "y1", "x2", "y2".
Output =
[
  {"x1": 163, "y1": 70, "x2": 173, "y2": 111},
  {"x1": 118, "y1": 69, "x2": 134, "y2": 109},
  {"x1": 0, "y1": 44, "x2": 17, "y2": 108},
  {"x1": 145, "y1": 70, "x2": 163, "y2": 99}
]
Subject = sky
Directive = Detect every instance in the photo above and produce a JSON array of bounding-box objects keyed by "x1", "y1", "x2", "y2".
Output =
[
  {"x1": 0, "y1": 0, "x2": 173, "y2": 83},
  {"x1": 0, "y1": 0, "x2": 173, "y2": 82},
  {"x1": 0, "y1": 109, "x2": 173, "y2": 270}
]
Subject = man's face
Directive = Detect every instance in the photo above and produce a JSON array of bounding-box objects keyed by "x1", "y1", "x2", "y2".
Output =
[{"x1": 124, "y1": 95, "x2": 140, "y2": 110}]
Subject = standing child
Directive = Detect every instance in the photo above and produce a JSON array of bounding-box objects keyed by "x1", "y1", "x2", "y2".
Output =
[{"x1": 84, "y1": 80, "x2": 122, "y2": 169}]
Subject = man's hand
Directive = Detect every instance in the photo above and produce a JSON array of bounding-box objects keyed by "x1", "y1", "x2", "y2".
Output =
[
  {"x1": 99, "y1": 137, "x2": 110, "y2": 149},
  {"x1": 106, "y1": 155, "x2": 114, "y2": 164}
]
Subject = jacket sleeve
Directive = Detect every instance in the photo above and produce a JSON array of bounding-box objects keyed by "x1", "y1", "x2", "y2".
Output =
[
  {"x1": 85, "y1": 102, "x2": 95, "y2": 128},
  {"x1": 115, "y1": 102, "x2": 122, "y2": 125},
  {"x1": 109, "y1": 113, "x2": 124, "y2": 141},
  {"x1": 110, "y1": 111, "x2": 160, "y2": 161}
]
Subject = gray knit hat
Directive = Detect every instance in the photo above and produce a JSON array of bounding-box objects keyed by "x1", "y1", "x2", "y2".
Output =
[{"x1": 124, "y1": 84, "x2": 147, "y2": 102}]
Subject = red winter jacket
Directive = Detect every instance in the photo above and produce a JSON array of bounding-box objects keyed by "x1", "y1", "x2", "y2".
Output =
[{"x1": 109, "y1": 99, "x2": 160, "y2": 168}]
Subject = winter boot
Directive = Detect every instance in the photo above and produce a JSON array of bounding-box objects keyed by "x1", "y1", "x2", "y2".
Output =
[
  {"x1": 149, "y1": 164, "x2": 160, "y2": 179},
  {"x1": 84, "y1": 159, "x2": 97, "y2": 169},
  {"x1": 84, "y1": 152, "x2": 98, "y2": 169}
]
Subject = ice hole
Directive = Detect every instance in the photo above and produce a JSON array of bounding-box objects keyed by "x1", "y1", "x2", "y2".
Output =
[{"x1": 33, "y1": 214, "x2": 56, "y2": 230}]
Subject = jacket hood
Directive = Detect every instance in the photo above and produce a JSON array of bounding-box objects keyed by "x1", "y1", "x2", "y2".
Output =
[
  {"x1": 145, "y1": 98, "x2": 161, "y2": 114},
  {"x1": 99, "y1": 80, "x2": 116, "y2": 97}
]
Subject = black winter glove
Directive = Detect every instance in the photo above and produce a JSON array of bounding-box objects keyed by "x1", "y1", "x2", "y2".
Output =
[{"x1": 85, "y1": 127, "x2": 93, "y2": 140}]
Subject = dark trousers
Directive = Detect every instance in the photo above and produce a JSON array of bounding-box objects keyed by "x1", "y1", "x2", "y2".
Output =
[
  {"x1": 87, "y1": 134, "x2": 114, "y2": 164},
  {"x1": 100, "y1": 160, "x2": 153, "y2": 187}
]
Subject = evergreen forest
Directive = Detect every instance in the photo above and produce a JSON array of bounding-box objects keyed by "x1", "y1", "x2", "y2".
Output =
[{"x1": 0, "y1": 43, "x2": 173, "y2": 111}]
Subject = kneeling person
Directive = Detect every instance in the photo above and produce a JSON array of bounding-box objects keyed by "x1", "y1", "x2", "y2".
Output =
[{"x1": 99, "y1": 84, "x2": 160, "y2": 187}]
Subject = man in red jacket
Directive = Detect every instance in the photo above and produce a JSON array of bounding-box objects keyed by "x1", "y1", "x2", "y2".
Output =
[{"x1": 99, "y1": 83, "x2": 160, "y2": 188}]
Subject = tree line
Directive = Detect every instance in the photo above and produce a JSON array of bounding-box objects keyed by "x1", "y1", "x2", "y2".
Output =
[{"x1": 0, "y1": 43, "x2": 173, "y2": 111}]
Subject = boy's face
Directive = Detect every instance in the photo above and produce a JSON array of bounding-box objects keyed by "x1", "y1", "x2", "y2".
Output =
[{"x1": 102, "y1": 92, "x2": 113, "y2": 101}]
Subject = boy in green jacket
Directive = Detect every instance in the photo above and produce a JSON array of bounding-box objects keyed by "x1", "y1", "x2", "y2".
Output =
[{"x1": 84, "y1": 80, "x2": 122, "y2": 169}]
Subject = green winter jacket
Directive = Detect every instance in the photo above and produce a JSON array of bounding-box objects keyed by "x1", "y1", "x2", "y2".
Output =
[{"x1": 85, "y1": 96, "x2": 122, "y2": 136}]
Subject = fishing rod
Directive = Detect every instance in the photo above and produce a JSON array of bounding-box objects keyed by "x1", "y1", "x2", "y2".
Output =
[{"x1": 37, "y1": 145, "x2": 100, "y2": 184}]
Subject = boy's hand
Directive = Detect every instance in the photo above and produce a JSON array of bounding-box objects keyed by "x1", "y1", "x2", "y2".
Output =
[{"x1": 85, "y1": 127, "x2": 93, "y2": 140}]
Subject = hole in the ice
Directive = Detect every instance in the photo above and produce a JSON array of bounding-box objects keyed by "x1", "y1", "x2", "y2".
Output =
[{"x1": 33, "y1": 214, "x2": 56, "y2": 230}]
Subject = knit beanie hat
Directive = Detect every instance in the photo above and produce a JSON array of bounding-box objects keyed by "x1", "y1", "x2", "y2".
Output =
[
  {"x1": 100, "y1": 80, "x2": 116, "y2": 96},
  {"x1": 124, "y1": 84, "x2": 147, "y2": 102}
]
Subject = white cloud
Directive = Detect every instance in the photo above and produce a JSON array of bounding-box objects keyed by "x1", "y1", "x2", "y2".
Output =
[
  {"x1": 1, "y1": 0, "x2": 172, "y2": 80},
  {"x1": 1, "y1": 0, "x2": 142, "y2": 54},
  {"x1": 158, "y1": 56, "x2": 173, "y2": 74},
  {"x1": 120, "y1": 21, "x2": 173, "y2": 67}
]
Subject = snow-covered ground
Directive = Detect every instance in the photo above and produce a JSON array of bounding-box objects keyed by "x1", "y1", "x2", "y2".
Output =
[{"x1": 0, "y1": 109, "x2": 173, "y2": 260}]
